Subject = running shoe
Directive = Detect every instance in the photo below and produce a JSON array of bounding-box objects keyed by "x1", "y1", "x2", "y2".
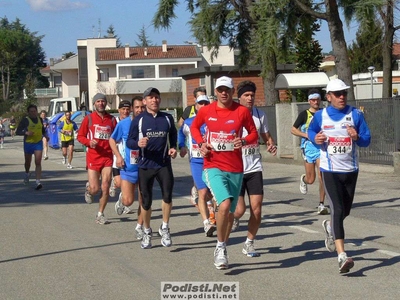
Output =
[
  {"x1": 109, "y1": 178, "x2": 116, "y2": 197},
  {"x1": 204, "y1": 222, "x2": 216, "y2": 237},
  {"x1": 158, "y1": 225, "x2": 172, "y2": 247},
  {"x1": 214, "y1": 247, "x2": 228, "y2": 270},
  {"x1": 35, "y1": 182, "x2": 43, "y2": 190},
  {"x1": 300, "y1": 174, "x2": 307, "y2": 194},
  {"x1": 95, "y1": 213, "x2": 109, "y2": 225},
  {"x1": 141, "y1": 229, "x2": 152, "y2": 249},
  {"x1": 123, "y1": 206, "x2": 134, "y2": 214},
  {"x1": 135, "y1": 226, "x2": 144, "y2": 240},
  {"x1": 318, "y1": 203, "x2": 329, "y2": 215},
  {"x1": 62, "y1": 157, "x2": 67, "y2": 164},
  {"x1": 43, "y1": 155, "x2": 48, "y2": 160},
  {"x1": 23, "y1": 173, "x2": 29, "y2": 185},
  {"x1": 242, "y1": 241, "x2": 260, "y2": 257},
  {"x1": 190, "y1": 185, "x2": 198, "y2": 206},
  {"x1": 338, "y1": 253, "x2": 354, "y2": 273},
  {"x1": 67, "y1": 164, "x2": 73, "y2": 169},
  {"x1": 114, "y1": 192, "x2": 125, "y2": 215},
  {"x1": 322, "y1": 220, "x2": 336, "y2": 252},
  {"x1": 231, "y1": 218, "x2": 240, "y2": 232},
  {"x1": 85, "y1": 182, "x2": 93, "y2": 204}
]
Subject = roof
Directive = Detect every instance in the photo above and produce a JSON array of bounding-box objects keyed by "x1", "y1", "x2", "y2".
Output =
[
  {"x1": 50, "y1": 55, "x2": 78, "y2": 71},
  {"x1": 275, "y1": 72, "x2": 329, "y2": 89},
  {"x1": 97, "y1": 45, "x2": 201, "y2": 61}
]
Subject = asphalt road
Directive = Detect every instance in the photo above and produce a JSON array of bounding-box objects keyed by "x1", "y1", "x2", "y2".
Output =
[{"x1": 1, "y1": 136, "x2": 399, "y2": 300}]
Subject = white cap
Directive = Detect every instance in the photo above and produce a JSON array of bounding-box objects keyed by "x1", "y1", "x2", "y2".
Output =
[
  {"x1": 195, "y1": 95, "x2": 210, "y2": 103},
  {"x1": 215, "y1": 76, "x2": 234, "y2": 89},
  {"x1": 325, "y1": 79, "x2": 350, "y2": 93}
]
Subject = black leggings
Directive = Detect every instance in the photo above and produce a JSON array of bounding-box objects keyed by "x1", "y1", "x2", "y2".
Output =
[
  {"x1": 139, "y1": 165, "x2": 174, "y2": 211},
  {"x1": 322, "y1": 171, "x2": 358, "y2": 240}
]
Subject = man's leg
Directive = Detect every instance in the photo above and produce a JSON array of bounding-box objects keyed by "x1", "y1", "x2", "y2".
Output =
[
  {"x1": 68, "y1": 144, "x2": 74, "y2": 165},
  {"x1": 99, "y1": 166, "x2": 112, "y2": 214},
  {"x1": 24, "y1": 152, "x2": 32, "y2": 174},
  {"x1": 33, "y1": 150, "x2": 42, "y2": 181}
]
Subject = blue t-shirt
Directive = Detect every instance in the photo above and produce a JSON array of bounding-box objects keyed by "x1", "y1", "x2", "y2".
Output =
[
  {"x1": 178, "y1": 116, "x2": 206, "y2": 163},
  {"x1": 111, "y1": 117, "x2": 139, "y2": 173}
]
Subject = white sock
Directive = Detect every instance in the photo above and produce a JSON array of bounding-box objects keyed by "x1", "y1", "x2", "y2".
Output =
[
  {"x1": 97, "y1": 212, "x2": 103, "y2": 217},
  {"x1": 144, "y1": 227, "x2": 151, "y2": 234},
  {"x1": 246, "y1": 238, "x2": 253, "y2": 244},
  {"x1": 203, "y1": 219, "x2": 210, "y2": 226},
  {"x1": 136, "y1": 224, "x2": 143, "y2": 230},
  {"x1": 217, "y1": 241, "x2": 226, "y2": 248},
  {"x1": 162, "y1": 221, "x2": 168, "y2": 229},
  {"x1": 338, "y1": 252, "x2": 347, "y2": 261}
]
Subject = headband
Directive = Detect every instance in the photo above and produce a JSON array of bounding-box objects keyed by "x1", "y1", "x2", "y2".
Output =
[
  {"x1": 237, "y1": 85, "x2": 256, "y2": 98},
  {"x1": 308, "y1": 93, "x2": 321, "y2": 100}
]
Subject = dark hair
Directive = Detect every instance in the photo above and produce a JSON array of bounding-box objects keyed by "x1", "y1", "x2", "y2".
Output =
[
  {"x1": 193, "y1": 87, "x2": 207, "y2": 97},
  {"x1": 27, "y1": 104, "x2": 38, "y2": 112},
  {"x1": 40, "y1": 110, "x2": 47, "y2": 115},
  {"x1": 132, "y1": 96, "x2": 143, "y2": 105},
  {"x1": 308, "y1": 88, "x2": 320, "y2": 96},
  {"x1": 237, "y1": 81, "x2": 256, "y2": 98}
]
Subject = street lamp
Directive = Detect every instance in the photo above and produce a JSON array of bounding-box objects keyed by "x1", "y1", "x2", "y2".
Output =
[{"x1": 368, "y1": 66, "x2": 375, "y2": 99}]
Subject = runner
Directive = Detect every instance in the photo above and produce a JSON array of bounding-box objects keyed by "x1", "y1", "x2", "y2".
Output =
[
  {"x1": 308, "y1": 78, "x2": 371, "y2": 274},
  {"x1": 77, "y1": 93, "x2": 117, "y2": 225},
  {"x1": 179, "y1": 94, "x2": 216, "y2": 237},
  {"x1": 231, "y1": 80, "x2": 277, "y2": 258},
  {"x1": 0, "y1": 117, "x2": 7, "y2": 148},
  {"x1": 109, "y1": 100, "x2": 132, "y2": 199},
  {"x1": 40, "y1": 110, "x2": 50, "y2": 160},
  {"x1": 58, "y1": 111, "x2": 78, "y2": 169},
  {"x1": 16, "y1": 104, "x2": 48, "y2": 190},
  {"x1": 127, "y1": 87, "x2": 178, "y2": 249},
  {"x1": 9, "y1": 116, "x2": 16, "y2": 139},
  {"x1": 291, "y1": 88, "x2": 328, "y2": 215},
  {"x1": 109, "y1": 97, "x2": 145, "y2": 238},
  {"x1": 191, "y1": 76, "x2": 258, "y2": 270}
]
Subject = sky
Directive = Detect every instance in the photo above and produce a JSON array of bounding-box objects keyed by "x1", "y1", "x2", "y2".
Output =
[{"x1": 0, "y1": 0, "x2": 357, "y2": 63}]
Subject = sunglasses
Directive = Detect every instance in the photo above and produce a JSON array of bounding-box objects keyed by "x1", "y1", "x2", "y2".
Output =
[
  {"x1": 331, "y1": 90, "x2": 348, "y2": 97},
  {"x1": 216, "y1": 87, "x2": 231, "y2": 93}
]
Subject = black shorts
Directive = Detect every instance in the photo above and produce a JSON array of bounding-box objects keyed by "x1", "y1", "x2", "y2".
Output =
[
  {"x1": 239, "y1": 171, "x2": 264, "y2": 197},
  {"x1": 112, "y1": 168, "x2": 121, "y2": 176},
  {"x1": 61, "y1": 140, "x2": 74, "y2": 148}
]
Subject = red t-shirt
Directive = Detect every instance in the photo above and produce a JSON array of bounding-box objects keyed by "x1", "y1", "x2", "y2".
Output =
[
  {"x1": 191, "y1": 101, "x2": 258, "y2": 173},
  {"x1": 77, "y1": 111, "x2": 116, "y2": 162}
]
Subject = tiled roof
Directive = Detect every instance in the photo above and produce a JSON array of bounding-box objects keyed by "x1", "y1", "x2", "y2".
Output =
[
  {"x1": 97, "y1": 45, "x2": 200, "y2": 61},
  {"x1": 323, "y1": 55, "x2": 335, "y2": 62}
]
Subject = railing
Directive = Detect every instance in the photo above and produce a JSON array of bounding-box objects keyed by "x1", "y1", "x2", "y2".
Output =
[{"x1": 34, "y1": 88, "x2": 60, "y2": 97}]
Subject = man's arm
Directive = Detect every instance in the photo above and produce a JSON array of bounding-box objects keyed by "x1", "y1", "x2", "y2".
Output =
[
  {"x1": 16, "y1": 118, "x2": 28, "y2": 136},
  {"x1": 76, "y1": 116, "x2": 91, "y2": 147}
]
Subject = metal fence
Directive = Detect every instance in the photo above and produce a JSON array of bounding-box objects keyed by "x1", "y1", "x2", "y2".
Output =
[{"x1": 349, "y1": 98, "x2": 400, "y2": 165}]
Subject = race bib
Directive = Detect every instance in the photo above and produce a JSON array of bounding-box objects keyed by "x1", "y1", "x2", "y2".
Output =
[
  {"x1": 210, "y1": 132, "x2": 234, "y2": 152},
  {"x1": 191, "y1": 144, "x2": 202, "y2": 158},
  {"x1": 130, "y1": 150, "x2": 139, "y2": 165},
  {"x1": 242, "y1": 144, "x2": 260, "y2": 156},
  {"x1": 94, "y1": 125, "x2": 111, "y2": 140},
  {"x1": 327, "y1": 136, "x2": 352, "y2": 155},
  {"x1": 64, "y1": 130, "x2": 72, "y2": 136}
]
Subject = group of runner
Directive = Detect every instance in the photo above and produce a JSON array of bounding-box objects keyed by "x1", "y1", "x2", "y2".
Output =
[{"x1": 14, "y1": 76, "x2": 370, "y2": 274}]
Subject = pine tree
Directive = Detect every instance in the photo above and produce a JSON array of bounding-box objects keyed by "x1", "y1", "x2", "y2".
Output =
[{"x1": 135, "y1": 25, "x2": 153, "y2": 47}]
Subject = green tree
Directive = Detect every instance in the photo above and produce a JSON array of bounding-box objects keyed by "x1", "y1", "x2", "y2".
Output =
[
  {"x1": 23, "y1": 72, "x2": 37, "y2": 109},
  {"x1": 348, "y1": 20, "x2": 383, "y2": 74},
  {"x1": 62, "y1": 51, "x2": 76, "y2": 59},
  {"x1": 0, "y1": 17, "x2": 47, "y2": 103},
  {"x1": 104, "y1": 24, "x2": 122, "y2": 47},
  {"x1": 135, "y1": 25, "x2": 154, "y2": 47}
]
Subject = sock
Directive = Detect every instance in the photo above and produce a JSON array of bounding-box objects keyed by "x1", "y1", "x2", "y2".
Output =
[
  {"x1": 203, "y1": 219, "x2": 210, "y2": 225},
  {"x1": 338, "y1": 252, "x2": 347, "y2": 261},
  {"x1": 36, "y1": 179, "x2": 40, "y2": 184},
  {"x1": 217, "y1": 241, "x2": 226, "y2": 248},
  {"x1": 136, "y1": 223, "x2": 143, "y2": 230},
  {"x1": 246, "y1": 238, "x2": 253, "y2": 244},
  {"x1": 162, "y1": 221, "x2": 168, "y2": 229},
  {"x1": 97, "y1": 212, "x2": 103, "y2": 217},
  {"x1": 144, "y1": 227, "x2": 151, "y2": 234}
]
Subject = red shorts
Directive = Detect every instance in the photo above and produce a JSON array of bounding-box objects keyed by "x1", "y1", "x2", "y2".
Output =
[{"x1": 87, "y1": 157, "x2": 113, "y2": 172}]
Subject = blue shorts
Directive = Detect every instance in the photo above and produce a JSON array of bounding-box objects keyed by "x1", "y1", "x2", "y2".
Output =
[
  {"x1": 24, "y1": 141, "x2": 43, "y2": 154},
  {"x1": 120, "y1": 170, "x2": 139, "y2": 184},
  {"x1": 190, "y1": 161, "x2": 207, "y2": 190},
  {"x1": 202, "y1": 168, "x2": 243, "y2": 213},
  {"x1": 302, "y1": 141, "x2": 320, "y2": 164}
]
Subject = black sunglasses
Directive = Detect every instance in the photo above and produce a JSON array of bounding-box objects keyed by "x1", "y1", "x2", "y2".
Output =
[{"x1": 331, "y1": 90, "x2": 348, "y2": 97}]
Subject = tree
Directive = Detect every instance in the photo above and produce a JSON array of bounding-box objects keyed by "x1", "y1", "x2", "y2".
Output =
[
  {"x1": 135, "y1": 25, "x2": 154, "y2": 47},
  {"x1": 348, "y1": 20, "x2": 383, "y2": 74},
  {"x1": 0, "y1": 17, "x2": 47, "y2": 103},
  {"x1": 62, "y1": 51, "x2": 76, "y2": 59},
  {"x1": 293, "y1": 0, "x2": 355, "y2": 100},
  {"x1": 104, "y1": 24, "x2": 122, "y2": 47}
]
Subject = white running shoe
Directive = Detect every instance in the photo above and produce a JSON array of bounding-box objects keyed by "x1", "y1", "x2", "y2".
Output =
[
  {"x1": 85, "y1": 182, "x2": 93, "y2": 204},
  {"x1": 338, "y1": 253, "x2": 354, "y2": 273},
  {"x1": 300, "y1": 174, "x2": 308, "y2": 194},
  {"x1": 109, "y1": 178, "x2": 116, "y2": 197},
  {"x1": 214, "y1": 247, "x2": 228, "y2": 270},
  {"x1": 322, "y1": 220, "x2": 336, "y2": 252},
  {"x1": 115, "y1": 192, "x2": 125, "y2": 215},
  {"x1": 62, "y1": 157, "x2": 67, "y2": 164},
  {"x1": 67, "y1": 164, "x2": 72, "y2": 169},
  {"x1": 159, "y1": 225, "x2": 172, "y2": 247},
  {"x1": 231, "y1": 218, "x2": 240, "y2": 232},
  {"x1": 190, "y1": 186, "x2": 198, "y2": 206},
  {"x1": 318, "y1": 203, "x2": 329, "y2": 215}
]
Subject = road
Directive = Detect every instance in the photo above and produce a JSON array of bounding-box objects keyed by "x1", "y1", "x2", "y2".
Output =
[{"x1": 1, "y1": 136, "x2": 399, "y2": 300}]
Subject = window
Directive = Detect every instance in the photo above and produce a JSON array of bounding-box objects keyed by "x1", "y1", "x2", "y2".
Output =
[
  {"x1": 200, "y1": 77, "x2": 206, "y2": 86},
  {"x1": 172, "y1": 68, "x2": 178, "y2": 77},
  {"x1": 98, "y1": 68, "x2": 109, "y2": 81}
]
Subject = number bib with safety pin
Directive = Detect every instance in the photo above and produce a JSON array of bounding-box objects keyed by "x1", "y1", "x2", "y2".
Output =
[
  {"x1": 242, "y1": 144, "x2": 260, "y2": 156},
  {"x1": 327, "y1": 136, "x2": 352, "y2": 155},
  {"x1": 94, "y1": 125, "x2": 111, "y2": 139},
  {"x1": 130, "y1": 150, "x2": 139, "y2": 165},
  {"x1": 209, "y1": 132, "x2": 235, "y2": 151},
  {"x1": 191, "y1": 144, "x2": 202, "y2": 158}
]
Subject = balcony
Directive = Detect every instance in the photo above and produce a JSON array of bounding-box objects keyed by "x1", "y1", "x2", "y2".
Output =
[
  {"x1": 116, "y1": 78, "x2": 182, "y2": 95},
  {"x1": 34, "y1": 87, "x2": 61, "y2": 98}
]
